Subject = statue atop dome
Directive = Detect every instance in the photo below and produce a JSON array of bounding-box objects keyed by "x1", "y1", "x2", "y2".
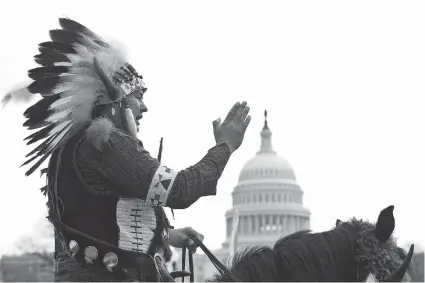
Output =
[
  {"x1": 264, "y1": 109, "x2": 269, "y2": 130},
  {"x1": 259, "y1": 109, "x2": 274, "y2": 154}
]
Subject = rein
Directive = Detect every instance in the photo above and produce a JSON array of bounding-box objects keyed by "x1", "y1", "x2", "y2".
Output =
[{"x1": 177, "y1": 237, "x2": 241, "y2": 282}]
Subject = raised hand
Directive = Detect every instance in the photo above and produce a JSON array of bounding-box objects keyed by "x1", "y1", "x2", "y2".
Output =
[{"x1": 213, "y1": 101, "x2": 251, "y2": 153}]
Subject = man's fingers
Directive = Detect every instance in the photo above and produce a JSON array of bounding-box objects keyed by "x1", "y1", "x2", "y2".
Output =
[
  {"x1": 187, "y1": 239, "x2": 197, "y2": 253},
  {"x1": 242, "y1": 115, "x2": 251, "y2": 131},
  {"x1": 181, "y1": 227, "x2": 204, "y2": 253},
  {"x1": 223, "y1": 102, "x2": 240, "y2": 124},
  {"x1": 183, "y1": 237, "x2": 197, "y2": 253},
  {"x1": 186, "y1": 227, "x2": 204, "y2": 242},
  {"x1": 238, "y1": 105, "x2": 250, "y2": 125},
  {"x1": 212, "y1": 118, "x2": 221, "y2": 129},
  {"x1": 234, "y1": 101, "x2": 247, "y2": 121}
]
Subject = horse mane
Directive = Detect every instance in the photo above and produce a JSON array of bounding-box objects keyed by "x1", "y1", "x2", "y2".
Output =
[
  {"x1": 207, "y1": 227, "x2": 358, "y2": 282},
  {"x1": 272, "y1": 225, "x2": 358, "y2": 281},
  {"x1": 206, "y1": 245, "x2": 281, "y2": 282}
]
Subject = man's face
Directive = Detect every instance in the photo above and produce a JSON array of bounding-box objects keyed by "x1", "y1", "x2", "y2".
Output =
[{"x1": 127, "y1": 90, "x2": 148, "y2": 132}]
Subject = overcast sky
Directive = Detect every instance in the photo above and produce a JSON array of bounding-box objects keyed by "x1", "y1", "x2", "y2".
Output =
[{"x1": 0, "y1": 0, "x2": 423, "y2": 256}]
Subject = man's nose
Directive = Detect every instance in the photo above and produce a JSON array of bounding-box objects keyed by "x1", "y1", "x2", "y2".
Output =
[{"x1": 140, "y1": 101, "x2": 148, "y2": 112}]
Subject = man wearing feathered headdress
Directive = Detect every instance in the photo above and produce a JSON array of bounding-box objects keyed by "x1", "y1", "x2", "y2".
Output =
[{"x1": 2, "y1": 18, "x2": 251, "y2": 282}]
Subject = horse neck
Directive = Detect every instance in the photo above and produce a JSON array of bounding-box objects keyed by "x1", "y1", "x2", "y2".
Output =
[
  {"x1": 275, "y1": 226, "x2": 359, "y2": 281},
  {"x1": 321, "y1": 225, "x2": 360, "y2": 280}
]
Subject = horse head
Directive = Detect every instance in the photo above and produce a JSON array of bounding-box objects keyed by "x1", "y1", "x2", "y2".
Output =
[{"x1": 338, "y1": 205, "x2": 414, "y2": 282}]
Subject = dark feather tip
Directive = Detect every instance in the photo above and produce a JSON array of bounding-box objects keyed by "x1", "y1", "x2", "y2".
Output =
[
  {"x1": 58, "y1": 18, "x2": 108, "y2": 48},
  {"x1": 27, "y1": 76, "x2": 75, "y2": 95},
  {"x1": 28, "y1": 66, "x2": 70, "y2": 80},
  {"x1": 27, "y1": 78, "x2": 58, "y2": 94},
  {"x1": 34, "y1": 52, "x2": 71, "y2": 67},
  {"x1": 49, "y1": 29, "x2": 85, "y2": 44},
  {"x1": 39, "y1": 41, "x2": 77, "y2": 54},
  {"x1": 24, "y1": 123, "x2": 56, "y2": 143},
  {"x1": 59, "y1": 18, "x2": 94, "y2": 36}
]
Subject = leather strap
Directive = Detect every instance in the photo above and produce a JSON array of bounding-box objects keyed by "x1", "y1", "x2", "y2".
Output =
[
  {"x1": 178, "y1": 247, "x2": 193, "y2": 282},
  {"x1": 188, "y1": 249, "x2": 194, "y2": 282},
  {"x1": 191, "y1": 237, "x2": 240, "y2": 281},
  {"x1": 176, "y1": 237, "x2": 240, "y2": 282}
]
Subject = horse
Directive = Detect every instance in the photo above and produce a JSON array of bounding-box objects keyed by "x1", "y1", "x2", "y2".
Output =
[{"x1": 205, "y1": 205, "x2": 413, "y2": 282}]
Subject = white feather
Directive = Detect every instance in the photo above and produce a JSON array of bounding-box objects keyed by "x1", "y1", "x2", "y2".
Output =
[
  {"x1": 95, "y1": 49, "x2": 127, "y2": 78},
  {"x1": 47, "y1": 79, "x2": 100, "y2": 121},
  {"x1": 69, "y1": 65, "x2": 96, "y2": 77},
  {"x1": 72, "y1": 43, "x2": 96, "y2": 58},
  {"x1": 70, "y1": 89, "x2": 98, "y2": 123},
  {"x1": 52, "y1": 76, "x2": 99, "y2": 94},
  {"x1": 86, "y1": 117, "x2": 114, "y2": 150},
  {"x1": 106, "y1": 39, "x2": 129, "y2": 60},
  {"x1": 49, "y1": 95, "x2": 74, "y2": 111},
  {"x1": 54, "y1": 62, "x2": 73, "y2": 67},
  {"x1": 66, "y1": 53, "x2": 84, "y2": 63},
  {"x1": 365, "y1": 273, "x2": 378, "y2": 282},
  {"x1": 48, "y1": 82, "x2": 100, "y2": 125},
  {"x1": 52, "y1": 83, "x2": 75, "y2": 94},
  {"x1": 48, "y1": 120, "x2": 72, "y2": 136},
  {"x1": 45, "y1": 108, "x2": 74, "y2": 123},
  {"x1": 1, "y1": 88, "x2": 33, "y2": 106},
  {"x1": 46, "y1": 122, "x2": 73, "y2": 151},
  {"x1": 1, "y1": 81, "x2": 36, "y2": 106},
  {"x1": 77, "y1": 37, "x2": 104, "y2": 54}
]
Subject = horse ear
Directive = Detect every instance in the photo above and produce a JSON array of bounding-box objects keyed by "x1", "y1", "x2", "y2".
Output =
[
  {"x1": 375, "y1": 205, "x2": 395, "y2": 243},
  {"x1": 336, "y1": 219, "x2": 342, "y2": 226}
]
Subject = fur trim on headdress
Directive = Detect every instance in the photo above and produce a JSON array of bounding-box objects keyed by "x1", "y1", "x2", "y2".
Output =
[{"x1": 86, "y1": 117, "x2": 114, "y2": 151}]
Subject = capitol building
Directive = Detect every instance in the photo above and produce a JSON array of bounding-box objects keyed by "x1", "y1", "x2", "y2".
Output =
[{"x1": 170, "y1": 111, "x2": 311, "y2": 281}]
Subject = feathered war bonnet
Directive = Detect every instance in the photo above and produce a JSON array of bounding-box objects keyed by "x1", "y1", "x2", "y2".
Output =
[{"x1": 1, "y1": 18, "x2": 147, "y2": 176}]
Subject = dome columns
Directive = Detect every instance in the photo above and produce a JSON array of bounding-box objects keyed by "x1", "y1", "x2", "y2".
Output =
[{"x1": 225, "y1": 213, "x2": 310, "y2": 238}]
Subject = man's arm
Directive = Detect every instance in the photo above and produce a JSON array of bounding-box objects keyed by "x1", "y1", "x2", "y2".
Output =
[{"x1": 76, "y1": 128, "x2": 231, "y2": 209}]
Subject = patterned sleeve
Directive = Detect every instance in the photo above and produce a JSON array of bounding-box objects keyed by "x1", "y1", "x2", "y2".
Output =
[{"x1": 76, "y1": 129, "x2": 231, "y2": 209}]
